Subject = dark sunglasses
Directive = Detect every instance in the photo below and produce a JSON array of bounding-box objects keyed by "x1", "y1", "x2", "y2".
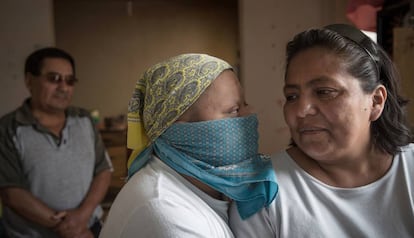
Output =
[{"x1": 41, "y1": 73, "x2": 78, "y2": 86}]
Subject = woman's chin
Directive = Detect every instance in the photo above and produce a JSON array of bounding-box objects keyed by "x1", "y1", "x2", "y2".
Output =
[{"x1": 298, "y1": 142, "x2": 332, "y2": 159}]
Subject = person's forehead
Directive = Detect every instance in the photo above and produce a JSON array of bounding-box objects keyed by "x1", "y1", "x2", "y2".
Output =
[{"x1": 40, "y1": 57, "x2": 73, "y2": 72}]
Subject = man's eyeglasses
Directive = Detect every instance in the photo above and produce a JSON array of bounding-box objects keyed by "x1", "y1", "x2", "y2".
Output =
[{"x1": 40, "y1": 73, "x2": 78, "y2": 86}]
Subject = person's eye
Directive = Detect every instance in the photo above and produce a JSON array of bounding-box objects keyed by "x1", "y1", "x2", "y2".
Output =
[
  {"x1": 230, "y1": 108, "x2": 239, "y2": 114},
  {"x1": 284, "y1": 94, "x2": 298, "y2": 103},
  {"x1": 316, "y1": 88, "x2": 339, "y2": 99},
  {"x1": 228, "y1": 107, "x2": 239, "y2": 115},
  {"x1": 65, "y1": 76, "x2": 78, "y2": 86},
  {"x1": 46, "y1": 74, "x2": 60, "y2": 82}
]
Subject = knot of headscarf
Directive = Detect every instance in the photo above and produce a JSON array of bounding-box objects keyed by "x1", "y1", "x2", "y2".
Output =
[{"x1": 127, "y1": 53, "x2": 232, "y2": 165}]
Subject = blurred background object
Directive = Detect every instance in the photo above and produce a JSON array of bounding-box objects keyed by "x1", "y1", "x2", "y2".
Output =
[
  {"x1": 104, "y1": 114, "x2": 127, "y2": 131},
  {"x1": 346, "y1": 0, "x2": 384, "y2": 32}
]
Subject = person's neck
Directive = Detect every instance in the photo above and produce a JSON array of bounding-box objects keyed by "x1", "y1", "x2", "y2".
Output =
[
  {"x1": 182, "y1": 174, "x2": 225, "y2": 200},
  {"x1": 288, "y1": 146, "x2": 393, "y2": 188},
  {"x1": 32, "y1": 108, "x2": 66, "y2": 137}
]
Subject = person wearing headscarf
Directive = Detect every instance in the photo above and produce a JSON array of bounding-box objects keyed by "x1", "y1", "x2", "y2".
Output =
[
  {"x1": 230, "y1": 24, "x2": 414, "y2": 237},
  {"x1": 100, "y1": 53, "x2": 278, "y2": 237}
]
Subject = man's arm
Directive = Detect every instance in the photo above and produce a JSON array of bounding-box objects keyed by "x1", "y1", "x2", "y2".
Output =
[
  {"x1": 0, "y1": 187, "x2": 65, "y2": 228},
  {"x1": 79, "y1": 169, "x2": 112, "y2": 219},
  {"x1": 54, "y1": 169, "x2": 111, "y2": 237}
]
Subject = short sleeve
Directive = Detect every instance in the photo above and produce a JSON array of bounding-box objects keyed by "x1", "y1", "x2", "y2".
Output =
[
  {"x1": 88, "y1": 115, "x2": 112, "y2": 175},
  {"x1": 0, "y1": 114, "x2": 27, "y2": 189}
]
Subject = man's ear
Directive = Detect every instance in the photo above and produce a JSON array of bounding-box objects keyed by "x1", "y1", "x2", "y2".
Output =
[
  {"x1": 24, "y1": 73, "x2": 33, "y2": 91},
  {"x1": 370, "y1": 85, "x2": 387, "y2": 121}
]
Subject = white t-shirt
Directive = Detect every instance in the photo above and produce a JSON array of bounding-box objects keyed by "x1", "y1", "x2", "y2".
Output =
[
  {"x1": 100, "y1": 156, "x2": 234, "y2": 238},
  {"x1": 230, "y1": 144, "x2": 414, "y2": 238}
]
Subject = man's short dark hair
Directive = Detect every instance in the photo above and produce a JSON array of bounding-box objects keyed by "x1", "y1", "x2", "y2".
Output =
[{"x1": 24, "y1": 47, "x2": 76, "y2": 76}]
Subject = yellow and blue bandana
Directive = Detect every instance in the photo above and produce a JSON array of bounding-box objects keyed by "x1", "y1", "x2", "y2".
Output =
[{"x1": 127, "y1": 53, "x2": 232, "y2": 166}]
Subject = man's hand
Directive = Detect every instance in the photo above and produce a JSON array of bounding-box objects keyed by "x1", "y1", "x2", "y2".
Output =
[
  {"x1": 54, "y1": 208, "x2": 90, "y2": 238},
  {"x1": 0, "y1": 187, "x2": 66, "y2": 228},
  {"x1": 51, "y1": 210, "x2": 67, "y2": 221},
  {"x1": 50, "y1": 210, "x2": 66, "y2": 229}
]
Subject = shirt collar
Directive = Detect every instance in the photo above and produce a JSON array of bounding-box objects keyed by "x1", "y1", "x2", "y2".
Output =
[{"x1": 15, "y1": 98, "x2": 37, "y2": 125}]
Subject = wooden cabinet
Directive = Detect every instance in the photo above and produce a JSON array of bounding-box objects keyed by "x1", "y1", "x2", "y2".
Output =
[
  {"x1": 394, "y1": 27, "x2": 414, "y2": 128},
  {"x1": 100, "y1": 130, "x2": 128, "y2": 190}
]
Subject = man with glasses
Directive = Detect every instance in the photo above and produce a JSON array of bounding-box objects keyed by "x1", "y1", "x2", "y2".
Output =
[{"x1": 0, "y1": 47, "x2": 112, "y2": 237}]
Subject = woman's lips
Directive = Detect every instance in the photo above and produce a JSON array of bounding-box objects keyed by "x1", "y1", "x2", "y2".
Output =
[{"x1": 298, "y1": 126, "x2": 326, "y2": 134}]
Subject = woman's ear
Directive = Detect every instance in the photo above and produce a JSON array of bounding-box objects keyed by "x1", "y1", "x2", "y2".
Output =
[{"x1": 370, "y1": 85, "x2": 387, "y2": 121}]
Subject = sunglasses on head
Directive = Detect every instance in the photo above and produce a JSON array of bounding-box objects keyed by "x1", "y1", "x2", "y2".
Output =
[{"x1": 41, "y1": 72, "x2": 78, "y2": 86}]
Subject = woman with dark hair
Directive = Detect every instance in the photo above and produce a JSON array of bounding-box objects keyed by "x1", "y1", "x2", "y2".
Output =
[{"x1": 230, "y1": 24, "x2": 414, "y2": 237}]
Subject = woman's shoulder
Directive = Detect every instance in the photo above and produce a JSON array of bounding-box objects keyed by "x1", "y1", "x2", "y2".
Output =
[
  {"x1": 269, "y1": 147, "x2": 304, "y2": 175},
  {"x1": 400, "y1": 143, "x2": 414, "y2": 151},
  {"x1": 396, "y1": 143, "x2": 414, "y2": 164}
]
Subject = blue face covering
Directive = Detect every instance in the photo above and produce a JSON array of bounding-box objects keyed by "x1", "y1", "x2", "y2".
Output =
[{"x1": 128, "y1": 114, "x2": 278, "y2": 219}]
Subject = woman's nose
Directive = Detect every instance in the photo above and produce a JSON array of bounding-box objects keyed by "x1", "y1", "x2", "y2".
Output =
[
  {"x1": 296, "y1": 97, "x2": 317, "y2": 118},
  {"x1": 239, "y1": 104, "x2": 254, "y2": 117}
]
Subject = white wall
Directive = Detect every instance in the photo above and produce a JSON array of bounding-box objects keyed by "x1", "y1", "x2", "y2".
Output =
[
  {"x1": 0, "y1": 0, "x2": 55, "y2": 116},
  {"x1": 239, "y1": 0, "x2": 348, "y2": 153}
]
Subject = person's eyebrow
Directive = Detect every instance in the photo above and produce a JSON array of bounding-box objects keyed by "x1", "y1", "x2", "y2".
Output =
[{"x1": 284, "y1": 76, "x2": 333, "y2": 91}]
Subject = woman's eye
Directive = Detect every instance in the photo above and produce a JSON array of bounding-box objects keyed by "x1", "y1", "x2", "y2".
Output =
[
  {"x1": 230, "y1": 108, "x2": 239, "y2": 114},
  {"x1": 284, "y1": 94, "x2": 298, "y2": 102},
  {"x1": 316, "y1": 88, "x2": 338, "y2": 99}
]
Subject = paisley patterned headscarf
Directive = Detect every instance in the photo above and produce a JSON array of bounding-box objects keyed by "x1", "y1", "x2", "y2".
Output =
[{"x1": 127, "y1": 53, "x2": 232, "y2": 166}]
